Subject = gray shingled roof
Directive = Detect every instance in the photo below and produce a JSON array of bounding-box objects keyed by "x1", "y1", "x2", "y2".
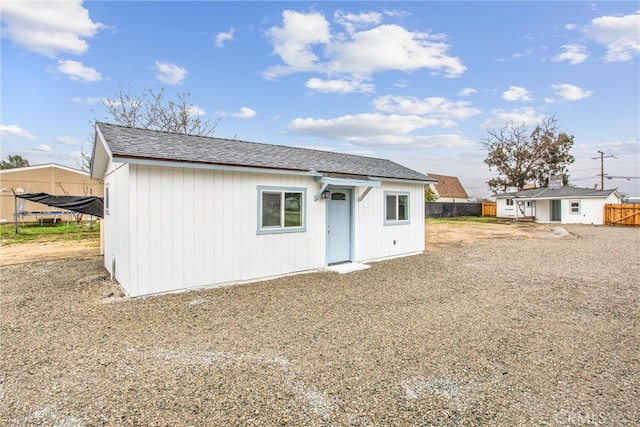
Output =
[
  {"x1": 496, "y1": 186, "x2": 618, "y2": 199},
  {"x1": 96, "y1": 122, "x2": 432, "y2": 182}
]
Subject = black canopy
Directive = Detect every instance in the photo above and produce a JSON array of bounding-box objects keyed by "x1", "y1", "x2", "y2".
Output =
[{"x1": 17, "y1": 192, "x2": 104, "y2": 218}]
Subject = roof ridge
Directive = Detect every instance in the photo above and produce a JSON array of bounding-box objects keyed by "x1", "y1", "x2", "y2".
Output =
[
  {"x1": 95, "y1": 122, "x2": 430, "y2": 182},
  {"x1": 96, "y1": 122, "x2": 394, "y2": 165}
]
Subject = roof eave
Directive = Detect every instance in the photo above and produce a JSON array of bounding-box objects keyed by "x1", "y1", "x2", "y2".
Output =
[{"x1": 111, "y1": 155, "x2": 323, "y2": 177}]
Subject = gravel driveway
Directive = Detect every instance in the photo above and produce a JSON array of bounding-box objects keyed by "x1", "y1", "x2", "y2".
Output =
[{"x1": 1, "y1": 224, "x2": 638, "y2": 426}]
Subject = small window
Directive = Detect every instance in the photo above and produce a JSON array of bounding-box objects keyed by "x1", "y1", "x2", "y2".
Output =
[
  {"x1": 385, "y1": 192, "x2": 409, "y2": 224},
  {"x1": 570, "y1": 201, "x2": 580, "y2": 214},
  {"x1": 258, "y1": 186, "x2": 306, "y2": 234},
  {"x1": 506, "y1": 199, "x2": 514, "y2": 206},
  {"x1": 104, "y1": 184, "x2": 110, "y2": 215}
]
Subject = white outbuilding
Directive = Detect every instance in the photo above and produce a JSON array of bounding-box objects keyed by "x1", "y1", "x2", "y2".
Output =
[
  {"x1": 495, "y1": 186, "x2": 622, "y2": 224},
  {"x1": 90, "y1": 123, "x2": 435, "y2": 297}
]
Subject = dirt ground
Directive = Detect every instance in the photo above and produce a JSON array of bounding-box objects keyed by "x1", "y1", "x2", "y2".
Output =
[
  {"x1": 2, "y1": 223, "x2": 638, "y2": 426},
  {"x1": 0, "y1": 220, "x2": 553, "y2": 267},
  {"x1": 0, "y1": 240, "x2": 100, "y2": 267},
  {"x1": 424, "y1": 220, "x2": 561, "y2": 250}
]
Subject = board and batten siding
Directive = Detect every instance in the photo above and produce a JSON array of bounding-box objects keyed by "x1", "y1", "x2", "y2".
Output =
[
  {"x1": 354, "y1": 182, "x2": 425, "y2": 262},
  {"x1": 562, "y1": 194, "x2": 620, "y2": 225},
  {"x1": 102, "y1": 161, "x2": 131, "y2": 287},
  {"x1": 118, "y1": 164, "x2": 325, "y2": 296}
]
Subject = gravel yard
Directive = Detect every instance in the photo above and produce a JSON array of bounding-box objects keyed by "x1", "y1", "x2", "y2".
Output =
[{"x1": 1, "y1": 224, "x2": 639, "y2": 426}]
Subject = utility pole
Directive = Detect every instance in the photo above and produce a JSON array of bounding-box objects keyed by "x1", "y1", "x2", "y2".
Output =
[{"x1": 591, "y1": 151, "x2": 616, "y2": 190}]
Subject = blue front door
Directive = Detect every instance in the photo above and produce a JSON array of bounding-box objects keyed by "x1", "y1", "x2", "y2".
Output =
[{"x1": 327, "y1": 190, "x2": 351, "y2": 264}]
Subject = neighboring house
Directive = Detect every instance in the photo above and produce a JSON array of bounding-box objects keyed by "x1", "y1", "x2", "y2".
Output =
[
  {"x1": 0, "y1": 164, "x2": 103, "y2": 223},
  {"x1": 90, "y1": 122, "x2": 435, "y2": 297},
  {"x1": 495, "y1": 186, "x2": 622, "y2": 224},
  {"x1": 427, "y1": 173, "x2": 469, "y2": 202}
]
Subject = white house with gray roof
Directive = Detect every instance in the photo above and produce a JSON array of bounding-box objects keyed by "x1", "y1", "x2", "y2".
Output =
[
  {"x1": 495, "y1": 186, "x2": 622, "y2": 224},
  {"x1": 90, "y1": 122, "x2": 435, "y2": 297}
]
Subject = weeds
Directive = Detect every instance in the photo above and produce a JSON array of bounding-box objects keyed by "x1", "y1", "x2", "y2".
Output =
[{"x1": 0, "y1": 221, "x2": 100, "y2": 245}]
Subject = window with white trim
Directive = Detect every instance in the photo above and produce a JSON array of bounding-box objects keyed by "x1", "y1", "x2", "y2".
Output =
[
  {"x1": 506, "y1": 199, "x2": 514, "y2": 206},
  {"x1": 570, "y1": 200, "x2": 580, "y2": 214},
  {"x1": 257, "y1": 186, "x2": 306, "y2": 234},
  {"x1": 385, "y1": 192, "x2": 409, "y2": 224},
  {"x1": 104, "y1": 184, "x2": 110, "y2": 215}
]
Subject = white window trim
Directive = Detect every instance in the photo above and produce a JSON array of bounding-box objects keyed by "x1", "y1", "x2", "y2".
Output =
[
  {"x1": 257, "y1": 186, "x2": 307, "y2": 234},
  {"x1": 104, "y1": 183, "x2": 110, "y2": 215},
  {"x1": 569, "y1": 200, "x2": 581, "y2": 214},
  {"x1": 384, "y1": 191, "x2": 410, "y2": 225}
]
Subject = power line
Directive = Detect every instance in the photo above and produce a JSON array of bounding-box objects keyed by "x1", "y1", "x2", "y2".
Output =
[
  {"x1": 591, "y1": 151, "x2": 616, "y2": 190},
  {"x1": 605, "y1": 176, "x2": 640, "y2": 181}
]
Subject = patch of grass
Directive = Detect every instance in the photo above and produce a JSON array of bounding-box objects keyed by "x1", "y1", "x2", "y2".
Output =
[
  {"x1": 425, "y1": 216, "x2": 508, "y2": 226},
  {"x1": 0, "y1": 221, "x2": 100, "y2": 246}
]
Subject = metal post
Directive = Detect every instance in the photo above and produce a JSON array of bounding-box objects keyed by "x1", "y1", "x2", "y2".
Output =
[
  {"x1": 14, "y1": 193, "x2": 18, "y2": 234},
  {"x1": 11, "y1": 189, "x2": 19, "y2": 234},
  {"x1": 600, "y1": 151, "x2": 604, "y2": 191},
  {"x1": 592, "y1": 151, "x2": 616, "y2": 190}
]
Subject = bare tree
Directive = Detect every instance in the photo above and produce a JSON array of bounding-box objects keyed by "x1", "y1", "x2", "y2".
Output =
[
  {"x1": 80, "y1": 85, "x2": 219, "y2": 171},
  {"x1": 102, "y1": 85, "x2": 218, "y2": 135},
  {"x1": 482, "y1": 115, "x2": 575, "y2": 193}
]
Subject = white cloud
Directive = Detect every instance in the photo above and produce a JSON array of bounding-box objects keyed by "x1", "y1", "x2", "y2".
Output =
[
  {"x1": 187, "y1": 105, "x2": 206, "y2": 116},
  {"x1": 551, "y1": 83, "x2": 593, "y2": 101},
  {"x1": 481, "y1": 107, "x2": 544, "y2": 129},
  {"x1": 287, "y1": 113, "x2": 474, "y2": 149},
  {"x1": 511, "y1": 48, "x2": 535, "y2": 59},
  {"x1": 215, "y1": 28, "x2": 234, "y2": 48},
  {"x1": 348, "y1": 133, "x2": 473, "y2": 149},
  {"x1": 373, "y1": 95, "x2": 480, "y2": 120},
  {"x1": 502, "y1": 86, "x2": 532, "y2": 102},
  {"x1": 33, "y1": 144, "x2": 52, "y2": 152},
  {"x1": 334, "y1": 10, "x2": 382, "y2": 33},
  {"x1": 56, "y1": 136, "x2": 78, "y2": 145},
  {"x1": 264, "y1": 10, "x2": 465, "y2": 83},
  {"x1": 393, "y1": 79, "x2": 408, "y2": 88},
  {"x1": 290, "y1": 114, "x2": 442, "y2": 139},
  {"x1": 264, "y1": 10, "x2": 331, "y2": 78},
  {"x1": 0, "y1": 124, "x2": 37, "y2": 140},
  {"x1": 459, "y1": 87, "x2": 477, "y2": 96},
  {"x1": 53, "y1": 60, "x2": 102, "y2": 82},
  {"x1": 0, "y1": 0, "x2": 103, "y2": 57},
  {"x1": 72, "y1": 96, "x2": 104, "y2": 105},
  {"x1": 324, "y1": 24, "x2": 465, "y2": 78},
  {"x1": 230, "y1": 107, "x2": 256, "y2": 119},
  {"x1": 305, "y1": 77, "x2": 374, "y2": 93},
  {"x1": 584, "y1": 11, "x2": 640, "y2": 62},
  {"x1": 154, "y1": 61, "x2": 188, "y2": 85},
  {"x1": 553, "y1": 44, "x2": 588, "y2": 64}
]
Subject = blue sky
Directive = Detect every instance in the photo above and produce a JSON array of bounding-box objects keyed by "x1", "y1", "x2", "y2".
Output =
[{"x1": 1, "y1": 1, "x2": 639, "y2": 198}]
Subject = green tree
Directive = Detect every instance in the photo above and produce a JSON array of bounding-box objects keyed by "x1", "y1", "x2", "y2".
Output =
[
  {"x1": 424, "y1": 185, "x2": 438, "y2": 201},
  {"x1": 0, "y1": 154, "x2": 30, "y2": 170},
  {"x1": 482, "y1": 115, "x2": 574, "y2": 193}
]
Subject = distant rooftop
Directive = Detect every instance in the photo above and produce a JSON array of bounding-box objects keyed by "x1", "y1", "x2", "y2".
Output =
[
  {"x1": 496, "y1": 186, "x2": 618, "y2": 199},
  {"x1": 428, "y1": 173, "x2": 468, "y2": 199}
]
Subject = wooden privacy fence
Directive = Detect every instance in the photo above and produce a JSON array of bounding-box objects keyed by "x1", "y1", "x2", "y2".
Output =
[
  {"x1": 482, "y1": 202, "x2": 497, "y2": 217},
  {"x1": 604, "y1": 204, "x2": 640, "y2": 227}
]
